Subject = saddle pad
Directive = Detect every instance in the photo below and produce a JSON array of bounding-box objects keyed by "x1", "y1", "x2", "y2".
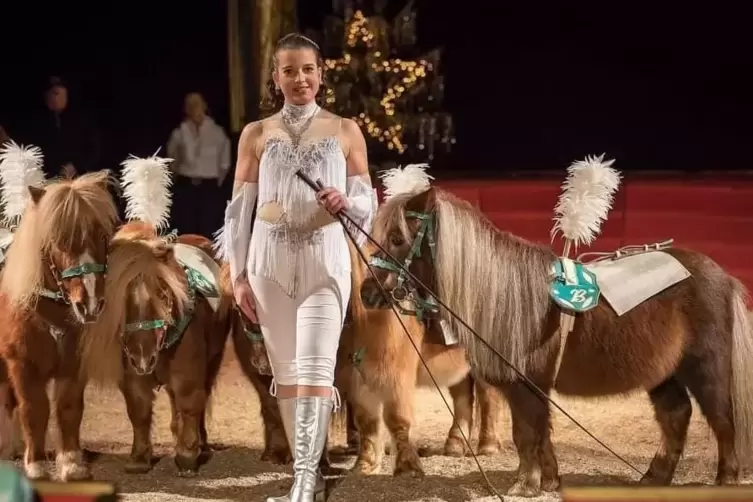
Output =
[
  {"x1": 172, "y1": 243, "x2": 221, "y2": 312},
  {"x1": 585, "y1": 251, "x2": 691, "y2": 316}
]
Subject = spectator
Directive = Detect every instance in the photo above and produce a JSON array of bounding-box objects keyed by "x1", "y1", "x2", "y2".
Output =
[
  {"x1": 27, "y1": 77, "x2": 102, "y2": 178},
  {"x1": 0, "y1": 124, "x2": 8, "y2": 146},
  {"x1": 167, "y1": 91, "x2": 231, "y2": 237}
]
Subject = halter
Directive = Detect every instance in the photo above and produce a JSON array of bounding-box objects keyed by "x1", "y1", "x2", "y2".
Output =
[
  {"x1": 367, "y1": 210, "x2": 439, "y2": 320},
  {"x1": 38, "y1": 260, "x2": 107, "y2": 304},
  {"x1": 121, "y1": 264, "x2": 217, "y2": 374}
]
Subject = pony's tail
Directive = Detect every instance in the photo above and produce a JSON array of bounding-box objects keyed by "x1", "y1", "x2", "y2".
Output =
[{"x1": 729, "y1": 278, "x2": 753, "y2": 465}]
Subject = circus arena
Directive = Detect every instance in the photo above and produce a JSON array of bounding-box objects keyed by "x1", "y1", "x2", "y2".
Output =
[{"x1": 70, "y1": 343, "x2": 753, "y2": 501}]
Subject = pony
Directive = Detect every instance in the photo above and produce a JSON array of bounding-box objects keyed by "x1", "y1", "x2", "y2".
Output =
[
  {"x1": 336, "y1": 240, "x2": 503, "y2": 477},
  {"x1": 0, "y1": 172, "x2": 118, "y2": 481},
  {"x1": 218, "y1": 261, "x2": 292, "y2": 465},
  {"x1": 79, "y1": 222, "x2": 231, "y2": 476},
  {"x1": 361, "y1": 186, "x2": 753, "y2": 497}
]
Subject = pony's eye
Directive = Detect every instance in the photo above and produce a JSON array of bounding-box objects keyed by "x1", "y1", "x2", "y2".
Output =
[{"x1": 389, "y1": 233, "x2": 405, "y2": 247}]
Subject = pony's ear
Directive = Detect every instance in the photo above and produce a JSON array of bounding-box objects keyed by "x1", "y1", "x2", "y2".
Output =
[
  {"x1": 409, "y1": 186, "x2": 438, "y2": 213},
  {"x1": 28, "y1": 185, "x2": 46, "y2": 205},
  {"x1": 152, "y1": 241, "x2": 175, "y2": 263}
]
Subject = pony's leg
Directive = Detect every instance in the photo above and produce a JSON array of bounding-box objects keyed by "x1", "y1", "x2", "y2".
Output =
[
  {"x1": 476, "y1": 379, "x2": 503, "y2": 456},
  {"x1": 444, "y1": 376, "x2": 474, "y2": 457},
  {"x1": 383, "y1": 394, "x2": 423, "y2": 478},
  {"x1": 640, "y1": 377, "x2": 692, "y2": 485},
  {"x1": 681, "y1": 367, "x2": 739, "y2": 484},
  {"x1": 345, "y1": 402, "x2": 360, "y2": 454},
  {"x1": 170, "y1": 378, "x2": 206, "y2": 476},
  {"x1": 249, "y1": 372, "x2": 291, "y2": 465},
  {"x1": 503, "y1": 380, "x2": 551, "y2": 497},
  {"x1": 0, "y1": 360, "x2": 19, "y2": 460},
  {"x1": 53, "y1": 375, "x2": 91, "y2": 481},
  {"x1": 121, "y1": 375, "x2": 156, "y2": 474},
  {"x1": 8, "y1": 363, "x2": 50, "y2": 480},
  {"x1": 351, "y1": 394, "x2": 383, "y2": 475}
]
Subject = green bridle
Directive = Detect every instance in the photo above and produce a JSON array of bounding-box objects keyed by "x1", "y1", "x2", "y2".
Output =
[
  {"x1": 121, "y1": 265, "x2": 218, "y2": 374},
  {"x1": 38, "y1": 262, "x2": 108, "y2": 304},
  {"x1": 367, "y1": 210, "x2": 440, "y2": 320}
]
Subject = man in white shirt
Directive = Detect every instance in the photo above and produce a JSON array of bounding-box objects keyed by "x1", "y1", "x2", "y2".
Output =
[{"x1": 167, "y1": 92, "x2": 231, "y2": 237}]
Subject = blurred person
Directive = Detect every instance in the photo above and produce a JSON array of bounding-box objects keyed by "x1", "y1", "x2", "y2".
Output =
[
  {"x1": 0, "y1": 124, "x2": 9, "y2": 145},
  {"x1": 218, "y1": 33, "x2": 377, "y2": 501},
  {"x1": 28, "y1": 77, "x2": 102, "y2": 178},
  {"x1": 167, "y1": 92, "x2": 231, "y2": 237}
]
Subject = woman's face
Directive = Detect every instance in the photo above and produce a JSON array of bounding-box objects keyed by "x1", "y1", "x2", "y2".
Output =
[{"x1": 273, "y1": 48, "x2": 322, "y2": 106}]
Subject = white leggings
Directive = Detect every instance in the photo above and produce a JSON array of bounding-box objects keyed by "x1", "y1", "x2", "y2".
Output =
[{"x1": 249, "y1": 274, "x2": 350, "y2": 391}]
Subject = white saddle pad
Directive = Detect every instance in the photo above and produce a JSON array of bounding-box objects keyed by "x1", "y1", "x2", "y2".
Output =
[
  {"x1": 172, "y1": 243, "x2": 222, "y2": 312},
  {"x1": 585, "y1": 251, "x2": 691, "y2": 316},
  {"x1": 0, "y1": 228, "x2": 14, "y2": 266}
]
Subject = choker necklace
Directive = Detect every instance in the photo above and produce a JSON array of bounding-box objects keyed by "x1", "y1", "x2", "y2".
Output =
[{"x1": 281, "y1": 101, "x2": 319, "y2": 148}]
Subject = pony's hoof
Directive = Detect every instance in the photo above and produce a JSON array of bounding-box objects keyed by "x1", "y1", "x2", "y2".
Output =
[
  {"x1": 177, "y1": 468, "x2": 198, "y2": 478},
  {"x1": 24, "y1": 461, "x2": 49, "y2": 481},
  {"x1": 351, "y1": 460, "x2": 379, "y2": 476},
  {"x1": 393, "y1": 454, "x2": 424, "y2": 479},
  {"x1": 124, "y1": 460, "x2": 152, "y2": 474},
  {"x1": 443, "y1": 437, "x2": 466, "y2": 457},
  {"x1": 639, "y1": 471, "x2": 670, "y2": 486},
  {"x1": 59, "y1": 461, "x2": 92, "y2": 482},
  {"x1": 541, "y1": 475, "x2": 561, "y2": 492},
  {"x1": 174, "y1": 453, "x2": 200, "y2": 474},
  {"x1": 507, "y1": 480, "x2": 541, "y2": 498},
  {"x1": 260, "y1": 447, "x2": 292, "y2": 465},
  {"x1": 477, "y1": 439, "x2": 501, "y2": 456},
  {"x1": 716, "y1": 473, "x2": 740, "y2": 486}
]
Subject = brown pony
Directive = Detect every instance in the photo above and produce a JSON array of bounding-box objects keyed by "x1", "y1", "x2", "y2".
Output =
[
  {"x1": 337, "y1": 240, "x2": 503, "y2": 477},
  {"x1": 0, "y1": 172, "x2": 118, "y2": 481},
  {"x1": 361, "y1": 187, "x2": 753, "y2": 497},
  {"x1": 79, "y1": 223, "x2": 230, "y2": 476},
  {"x1": 218, "y1": 261, "x2": 292, "y2": 465}
]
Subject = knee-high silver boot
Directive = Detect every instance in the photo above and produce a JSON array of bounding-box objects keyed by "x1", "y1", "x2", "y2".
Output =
[{"x1": 266, "y1": 396, "x2": 332, "y2": 502}]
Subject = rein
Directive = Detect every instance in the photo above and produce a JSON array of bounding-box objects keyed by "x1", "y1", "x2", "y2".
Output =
[{"x1": 295, "y1": 170, "x2": 643, "y2": 496}]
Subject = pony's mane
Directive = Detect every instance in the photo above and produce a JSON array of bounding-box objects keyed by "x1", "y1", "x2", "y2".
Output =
[
  {"x1": 80, "y1": 231, "x2": 189, "y2": 386},
  {"x1": 0, "y1": 171, "x2": 119, "y2": 309},
  {"x1": 379, "y1": 189, "x2": 555, "y2": 380}
]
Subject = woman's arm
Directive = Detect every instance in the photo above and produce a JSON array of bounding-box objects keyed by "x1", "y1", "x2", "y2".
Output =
[
  {"x1": 217, "y1": 121, "x2": 262, "y2": 284},
  {"x1": 342, "y1": 119, "x2": 378, "y2": 244}
]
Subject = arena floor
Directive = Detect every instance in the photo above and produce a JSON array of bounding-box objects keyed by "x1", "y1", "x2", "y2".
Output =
[{"x1": 63, "y1": 347, "x2": 750, "y2": 502}]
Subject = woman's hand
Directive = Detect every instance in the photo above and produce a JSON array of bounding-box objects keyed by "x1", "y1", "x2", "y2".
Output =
[
  {"x1": 316, "y1": 187, "x2": 350, "y2": 215},
  {"x1": 234, "y1": 277, "x2": 258, "y2": 324}
]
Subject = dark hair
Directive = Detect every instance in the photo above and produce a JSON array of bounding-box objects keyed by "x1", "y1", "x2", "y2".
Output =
[
  {"x1": 260, "y1": 33, "x2": 330, "y2": 115},
  {"x1": 44, "y1": 76, "x2": 67, "y2": 93}
]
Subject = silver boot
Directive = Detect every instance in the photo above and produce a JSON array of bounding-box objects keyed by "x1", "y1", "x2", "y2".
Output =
[{"x1": 266, "y1": 396, "x2": 332, "y2": 502}]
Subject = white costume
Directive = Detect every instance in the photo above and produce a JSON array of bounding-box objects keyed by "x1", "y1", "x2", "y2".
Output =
[{"x1": 221, "y1": 101, "x2": 377, "y2": 502}]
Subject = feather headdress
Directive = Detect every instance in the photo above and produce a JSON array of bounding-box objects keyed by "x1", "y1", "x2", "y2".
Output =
[
  {"x1": 551, "y1": 154, "x2": 621, "y2": 251},
  {"x1": 0, "y1": 140, "x2": 46, "y2": 227},
  {"x1": 379, "y1": 163, "x2": 434, "y2": 200},
  {"x1": 120, "y1": 151, "x2": 173, "y2": 231}
]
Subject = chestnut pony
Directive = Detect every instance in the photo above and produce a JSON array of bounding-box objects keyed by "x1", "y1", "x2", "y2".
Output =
[
  {"x1": 336, "y1": 240, "x2": 503, "y2": 477},
  {"x1": 361, "y1": 187, "x2": 753, "y2": 497},
  {"x1": 79, "y1": 222, "x2": 231, "y2": 476},
  {"x1": 0, "y1": 172, "x2": 118, "y2": 481}
]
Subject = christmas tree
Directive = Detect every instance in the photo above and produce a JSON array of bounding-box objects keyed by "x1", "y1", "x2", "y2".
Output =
[{"x1": 309, "y1": 1, "x2": 455, "y2": 166}]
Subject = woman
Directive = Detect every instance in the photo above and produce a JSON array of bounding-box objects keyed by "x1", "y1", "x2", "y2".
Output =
[
  {"x1": 167, "y1": 91, "x2": 231, "y2": 237},
  {"x1": 219, "y1": 33, "x2": 377, "y2": 501}
]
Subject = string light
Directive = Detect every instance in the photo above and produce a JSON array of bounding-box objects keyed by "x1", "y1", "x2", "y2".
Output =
[{"x1": 323, "y1": 10, "x2": 430, "y2": 154}]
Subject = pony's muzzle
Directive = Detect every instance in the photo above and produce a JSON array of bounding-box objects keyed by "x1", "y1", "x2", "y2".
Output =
[
  {"x1": 128, "y1": 352, "x2": 158, "y2": 376},
  {"x1": 360, "y1": 277, "x2": 390, "y2": 309},
  {"x1": 73, "y1": 300, "x2": 103, "y2": 324}
]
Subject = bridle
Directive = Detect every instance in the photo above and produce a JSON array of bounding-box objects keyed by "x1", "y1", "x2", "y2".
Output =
[
  {"x1": 39, "y1": 260, "x2": 107, "y2": 305},
  {"x1": 367, "y1": 210, "x2": 439, "y2": 321}
]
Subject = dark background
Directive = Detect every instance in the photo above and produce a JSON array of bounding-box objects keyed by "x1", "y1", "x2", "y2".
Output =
[{"x1": 0, "y1": 1, "x2": 750, "y2": 174}]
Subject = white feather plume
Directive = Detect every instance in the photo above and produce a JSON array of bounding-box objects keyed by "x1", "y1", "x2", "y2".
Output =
[
  {"x1": 379, "y1": 163, "x2": 434, "y2": 200},
  {"x1": 551, "y1": 154, "x2": 621, "y2": 249},
  {"x1": 211, "y1": 226, "x2": 227, "y2": 261},
  {"x1": 120, "y1": 151, "x2": 174, "y2": 231},
  {"x1": 0, "y1": 140, "x2": 46, "y2": 226}
]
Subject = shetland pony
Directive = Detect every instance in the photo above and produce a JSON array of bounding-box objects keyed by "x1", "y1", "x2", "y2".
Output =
[
  {"x1": 0, "y1": 172, "x2": 118, "y2": 481},
  {"x1": 218, "y1": 262, "x2": 292, "y2": 465},
  {"x1": 79, "y1": 223, "x2": 230, "y2": 476},
  {"x1": 361, "y1": 187, "x2": 753, "y2": 497},
  {"x1": 337, "y1": 240, "x2": 503, "y2": 477}
]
